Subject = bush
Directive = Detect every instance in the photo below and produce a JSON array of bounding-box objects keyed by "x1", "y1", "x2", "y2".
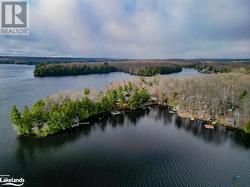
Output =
[{"x1": 243, "y1": 120, "x2": 250, "y2": 134}]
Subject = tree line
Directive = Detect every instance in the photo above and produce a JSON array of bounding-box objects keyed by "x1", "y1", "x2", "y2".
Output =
[
  {"x1": 108, "y1": 73, "x2": 250, "y2": 133},
  {"x1": 112, "y1": 62, "x2": 182, "y2": 76},
  {"x1": 34, "y1": 63, "x2": 117, "y2": 77},
  {"x1": 10, "y1": 84, "x2": 150, "y2": 137},
  {"x1": 34, "y1": 62, "x2": 183, "y2": 77},
  {"x1": 10, "y1": 72, "x2": 250, "y2": 136}
]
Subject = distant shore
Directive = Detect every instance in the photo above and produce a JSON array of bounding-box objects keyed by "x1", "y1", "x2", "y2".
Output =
[
  {"x1": 1, "y1": 58, "x2": 250, "y2": 77},
  {"x1": 33, "y1": 62, "x2": 182, "y2": 77}
]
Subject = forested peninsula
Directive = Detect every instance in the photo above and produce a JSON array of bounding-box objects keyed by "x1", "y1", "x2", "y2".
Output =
[
  {"x1": 33, "y1": 62, "x2": 182, "y2": 77},
  {"x1": 10, "y1": 72, "x2": 250, "y2": 137},
  {"x1": 33, "y1": 60, "x2": 250, "y2": 77}
]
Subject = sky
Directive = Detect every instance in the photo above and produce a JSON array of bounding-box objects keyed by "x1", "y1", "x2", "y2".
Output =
[{"x1": 0, "y1": 0, "x2": 250, "y2": 58}]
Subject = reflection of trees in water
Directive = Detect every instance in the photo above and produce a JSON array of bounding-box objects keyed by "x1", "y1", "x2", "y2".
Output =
[
  {"x1": 15, "y1": 109, "x2": 150, "y2": 162},
  {"x1": 126, "y1": 109, "x2": 149, "y2": 125},
  {"x1": 153, "y1": 108, "x2": 250, "y2": 149},
  {"x1": 16, "y1": 108, "x2": 250, "y2": 163},
  {"x1": 16, "y1": 125, "x2": 92, "y2": 166},
  {"x1": 156, "y1": 106, "x2": 173, "y2": 125},
  {"x1": 174, "y1": 116, "x2": 250, "y2": 149},
  {"x1": 109, "y1": 114, "x2": 125, "y2": 127}
]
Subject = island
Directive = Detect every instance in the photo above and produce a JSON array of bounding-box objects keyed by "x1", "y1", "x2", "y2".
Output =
[
  {"x1": 33, "y1": 60, "x2": 250, "y2": 77},
  {"x1": 33, "y1": 61, "x2": 182, "y2": 77},
  {"x1": 10, "y1": 71, "x2": 250, "y2": 137}
]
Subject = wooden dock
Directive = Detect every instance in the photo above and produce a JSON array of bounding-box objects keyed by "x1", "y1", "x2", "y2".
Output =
[{"x1": 204, "y1": 125, "x2": 215, "y2": 129}]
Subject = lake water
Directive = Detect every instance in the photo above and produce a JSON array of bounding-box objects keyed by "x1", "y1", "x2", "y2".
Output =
[{"x1": 0, "y1": 65, "x2": 249, "y2": 187}]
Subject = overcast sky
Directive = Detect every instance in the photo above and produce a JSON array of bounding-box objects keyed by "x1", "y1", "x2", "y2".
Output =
[{"x1": 0, "y1": 0, "x2": 250, "y2": 58}]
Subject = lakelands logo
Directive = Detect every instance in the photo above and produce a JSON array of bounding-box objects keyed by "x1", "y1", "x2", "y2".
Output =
[
  {"x1": 0, "y1": 175, "x2": 25, "y2": 186},
  {"x1": 0, "y1": 0, "x2": 30, "y2": 35}
]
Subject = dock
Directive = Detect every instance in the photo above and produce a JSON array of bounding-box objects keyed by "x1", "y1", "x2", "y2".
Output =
[
  {"x1": 169, "y1": 110, "x2": 176, "y2": 114},
  {"x1": 111, "y1": 111, "x2": 121, "y2": 115},
  {"x1": 204, "y1": 125, "x2": 215, "y2": 129}
]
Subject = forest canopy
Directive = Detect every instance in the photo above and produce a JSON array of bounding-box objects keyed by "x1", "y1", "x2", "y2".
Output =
[
  {"x1": 34, "y1": 62, "x2": 182, "y2": 77},
  {"x1": 10, "y1": 73, "x2": 250, "y2": 137},
  {"x1": 10, "y1": 83, "x2": 150, "y2": 137}
]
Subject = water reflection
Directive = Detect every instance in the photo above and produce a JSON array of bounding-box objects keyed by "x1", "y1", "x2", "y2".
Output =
[
  {"x1": 16, "y1": 107, "x2": 250, "y2": 162},
  {"x1": 174, "y1": 115, "x2": 250, "y2": 148}
]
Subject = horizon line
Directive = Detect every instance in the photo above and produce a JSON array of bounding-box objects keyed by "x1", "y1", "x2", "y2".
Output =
[{"x1": 0, "y1": 55, "x2": 249, "y2": 61}]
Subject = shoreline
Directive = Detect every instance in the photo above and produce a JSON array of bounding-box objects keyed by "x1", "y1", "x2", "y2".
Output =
[
  {"x1": 30, "y1": 103, "x2": 248, "y2": 138},
  {"x1": 10, "y1": 73, "x2": 250, "y2": 137}
]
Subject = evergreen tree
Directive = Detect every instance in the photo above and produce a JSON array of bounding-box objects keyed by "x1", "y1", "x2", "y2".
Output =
[
  {"x1": 21, "y1": 105, "x2": 33, "y2": 135},
  {"x1": 10, "y1": 105, "x2": 23, "y2": 134}
]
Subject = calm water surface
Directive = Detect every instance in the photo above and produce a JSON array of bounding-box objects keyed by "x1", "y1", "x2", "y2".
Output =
[{"x1": 0, "y1": 65, "x2": 249, "y2": 187}]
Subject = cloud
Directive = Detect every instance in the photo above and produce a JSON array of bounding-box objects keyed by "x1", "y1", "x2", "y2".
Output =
[{"x1": 0, "y1": 0, "x2": 250, "y2": 58}]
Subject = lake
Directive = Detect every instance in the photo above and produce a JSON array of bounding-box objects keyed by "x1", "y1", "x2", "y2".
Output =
[{"x1": 0, "y1": 65, "x2": 249, "y2": 187}]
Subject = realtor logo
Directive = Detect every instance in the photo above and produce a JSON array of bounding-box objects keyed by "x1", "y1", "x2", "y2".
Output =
[
  {"x1": 0, "y1": 175, "x2": 25, "y2": 186},
  {"x1": 0, "y1": 0, "x2": 29, "y2": 35},
  {"x1": 2, "y1": 1, "x2": 27, "y2": 27}
]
